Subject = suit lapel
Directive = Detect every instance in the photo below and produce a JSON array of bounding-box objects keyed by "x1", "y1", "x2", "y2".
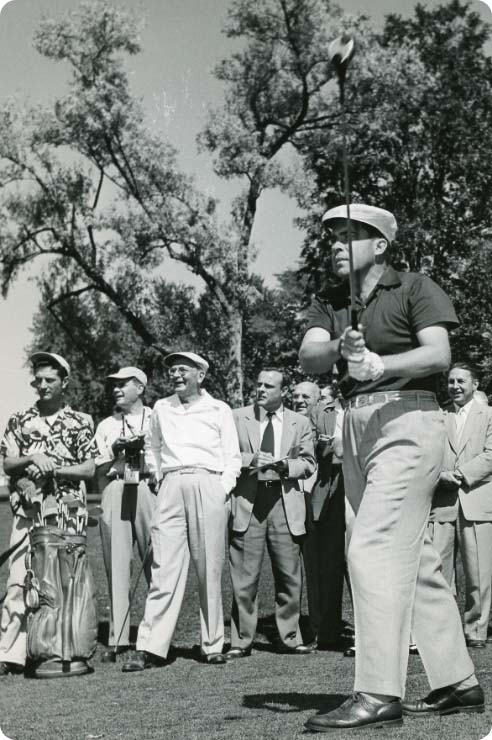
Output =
[
  {"x1": 446, "y1": 409, "x2": 459, "y2": 454},
  {"x1": 280, "y1": 408, "x2": 297, "y2": 456},
  {"x1": 244, "y1": 405, "x2": 260, "y2": 451},
  {"x1": 457, "y1": 400, "x2": 482, "y2": 456}
]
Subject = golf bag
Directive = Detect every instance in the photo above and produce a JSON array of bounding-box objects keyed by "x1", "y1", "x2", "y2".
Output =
[{"x1": 25, "y1": 526, "x2": 97, "y2": 671}]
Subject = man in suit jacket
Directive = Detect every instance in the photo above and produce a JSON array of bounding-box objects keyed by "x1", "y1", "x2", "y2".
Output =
[
  {"x1": 430, "y1": 362, "x2": 492, "y2": 648},
  {"x1": 226, "y1": 368, "x2": 316, "y2": 659},
  {"x1": 293, "y1": 382, "x2": 346, "y2": 649}
]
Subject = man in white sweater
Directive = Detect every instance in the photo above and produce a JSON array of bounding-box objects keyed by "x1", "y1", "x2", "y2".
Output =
[{"x1": 123, "y1": 352, "x2": 241, "y2": 670}]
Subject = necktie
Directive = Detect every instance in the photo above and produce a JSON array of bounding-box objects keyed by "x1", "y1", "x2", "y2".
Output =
[{"x1": 260, "y1": 412, "x2": 275, "y2": 455}]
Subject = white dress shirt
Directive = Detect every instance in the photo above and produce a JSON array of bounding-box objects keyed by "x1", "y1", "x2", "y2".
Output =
[
  {"x1": 454, "y1": 399, "x2": 474, "y2": 440},
  {"x1": 95, "y1": 406, "x2": 152, "y2": 476},
  {"x1": 145, "y1": 391, "x2": 241, "y2": 494}
]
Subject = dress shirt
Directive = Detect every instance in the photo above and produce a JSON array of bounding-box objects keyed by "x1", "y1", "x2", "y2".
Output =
[
  {"x1": 454, "y1": 399, "x2": 474, "y2": 440},
  {"x1": 95, "y1": 406, "x2": 153, "y2": 476},
  {"x1": 333, "y1": 400, "x2": 344, "y2": 450},
  {"x1": 145, "y1": 391, "x2": 241, "y2": 494},
  {"x1": 258, "y1": 406, "x2": 283, "y2": 460}
]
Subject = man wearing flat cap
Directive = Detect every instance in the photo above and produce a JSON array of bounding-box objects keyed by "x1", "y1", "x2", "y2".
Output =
[
  {"x1": 0, "y1": 352, "x2": 96, "y2": 676},
  {"x1": 301, "y1": 205, "x2": 483, "y2": 731},
  {"x1": 95, "y1": 367, "x2": 155, "y2": 661},
  {"x1": 123, "y1": 351, "x2": 241, "y2": 670}
]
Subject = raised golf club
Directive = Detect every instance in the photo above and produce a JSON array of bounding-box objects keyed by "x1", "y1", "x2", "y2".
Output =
[{"x1": 328, "y1": 34, "x2": 358, "y2": 330}]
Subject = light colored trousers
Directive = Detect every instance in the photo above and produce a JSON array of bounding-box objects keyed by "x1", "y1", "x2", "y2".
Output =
[
  {"x1": 430, "y1": 514, "x2": 492, "y2": 641},
  {"x1": 99, "y1": 478, "x2": 156, "y2": 646},
  {"x1": 343, "y1": 394, "x2": 474, "y2": 698},
  {"x1": 136, "y1": 471, "x2": 227, "y2": 658},
  {"x1": 0, "y1": 515, "x2": 31, "y2": 666}
]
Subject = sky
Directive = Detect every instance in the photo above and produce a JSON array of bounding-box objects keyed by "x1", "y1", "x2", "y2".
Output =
[{"x1": 0, "y1": 0, "x2": 490, "y2": 431}]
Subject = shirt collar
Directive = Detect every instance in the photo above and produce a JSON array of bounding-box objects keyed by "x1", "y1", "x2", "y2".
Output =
[
  {"x1": 454, "y1": 398, "x2": 475, "y2": 416},
  {"x1": 258, "y1": 405, "x2": 284, "y2": 422},
  {"x1": 34, "y1": 403, "x2": 71, "y2": 418},
  {"x1": 170, "y1": 390, "x2": 218, "y2": 411},
  {"x1": 377, "y1": 265, "x2": 402, "y2": 287}
]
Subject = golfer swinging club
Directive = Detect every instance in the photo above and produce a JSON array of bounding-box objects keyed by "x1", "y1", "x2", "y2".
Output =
[{"x1": 300, "y1": 35, "x2": 484, "y2": 733}]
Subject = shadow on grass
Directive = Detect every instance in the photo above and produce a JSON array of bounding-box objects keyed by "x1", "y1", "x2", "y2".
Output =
[{"x1": 243, "y1": 692, "x2": 349, "y2": 714}]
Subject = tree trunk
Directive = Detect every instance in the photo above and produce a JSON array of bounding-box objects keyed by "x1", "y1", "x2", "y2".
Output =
[{"x1": 225, "y1": 309, "x2": 244, "y2": 408}]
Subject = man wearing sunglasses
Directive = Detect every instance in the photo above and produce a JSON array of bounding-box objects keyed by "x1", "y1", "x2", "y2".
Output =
[
  {"x1": 95, "y1": 367, "x2": 155, "y2": 662},
  {"x1": 123, "y1": 351, "x2": 241, "y2": 671}
]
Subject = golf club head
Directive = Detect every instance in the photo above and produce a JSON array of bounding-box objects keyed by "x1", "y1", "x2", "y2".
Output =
[{"x1": 328, "y1": 34, "x2": 355, "y2": 80}]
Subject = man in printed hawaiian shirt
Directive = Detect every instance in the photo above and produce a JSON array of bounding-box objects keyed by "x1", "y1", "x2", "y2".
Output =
[{"x1": 0, "y1": 352, "x2": 96, "y2": 676}]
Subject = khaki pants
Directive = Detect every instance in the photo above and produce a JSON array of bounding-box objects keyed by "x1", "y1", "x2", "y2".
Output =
[
  {"x1": 430, "y1": 513, "x2": 492, "y2": 641},
  {"x1": 0, "y1": 515, "x2": 31, "y2": 666},
  {"x1": 136, "y1": 471, "x2": 227, "y2": 658},
  {"x1": 343, "y1": 395, "x2": 474, "y2": 698},
  {"x1": 99, "y1": 478, "x2": 156, "y2": 646}
]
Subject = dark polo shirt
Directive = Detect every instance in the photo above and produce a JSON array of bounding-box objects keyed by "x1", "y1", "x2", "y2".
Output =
[{"x1": 304, "y1": 266, "x2": 458, "y2": 399}]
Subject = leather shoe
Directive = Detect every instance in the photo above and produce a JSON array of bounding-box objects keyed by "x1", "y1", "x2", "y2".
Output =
[
  {"x1": 305, "y1": 693, "x2": 403, "y2": 732},
  {"x1": 0, "y1": 661, "x2": 24, "y2": 676},
  {"x1": 402, "y1": 684, "x2": 485, "y2": 716},
  {"x1": 225, "y1": 647, "x2": 251, "y2": 661},
  {"x1": 279, "y1": 643, "x2": 315, "y2": 655},
  {"x1": 101, "y1": 646, "x2": 130, "y2": 663},
  {"x1": 343, "y1": 645, "x2": 356, "y2": 658},
  {"x1": 316, "y1": 640, "x2": 342, "y2": 651},
  {"x1": 466, "y1": 638, "x2": 486, "y2": 649},
  {"x1": 122, "y1": 650, "x2": 167, "y2": 672},
  {"x1": 202, "y1": 652, "x2": 226, "y2": 664}
]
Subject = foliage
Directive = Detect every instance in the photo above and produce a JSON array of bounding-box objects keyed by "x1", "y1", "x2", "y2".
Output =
[
  {"x1": 29, "y1": 266, "x2": 320, "y2": 416},
  {"x1": 289, "y1": 0, "x2": 492, "y2": 392},
  {"x1": 294, "y1": 1, "x2": 492, "y2": 293}
]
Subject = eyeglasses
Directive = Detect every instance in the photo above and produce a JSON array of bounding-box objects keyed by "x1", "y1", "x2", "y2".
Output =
[{"x1": 168, "y1": 366, "x2": 192, "y2": 376}]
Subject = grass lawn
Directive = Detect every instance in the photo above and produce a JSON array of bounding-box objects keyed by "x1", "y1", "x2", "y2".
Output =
[{"x1": 1, "y1": 501, "x2": 492, "y2": 740}]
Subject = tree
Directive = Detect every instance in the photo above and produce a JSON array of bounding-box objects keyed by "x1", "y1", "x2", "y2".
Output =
[
  {"x1": 1, "y1": 0, "x2": 366, "y2": 406},
  {"x1": 29, "y1": 279, "x2": 200, "y2": 419},
  {"x1": 0, "y1": 2, "x2": 253, "y2": 404},
  {"x1": 288, "y1": 1, "x2": 492, "y2": 391},
  {"x1": 294, "y1": 1, "x2": 492, "y2": 290},
  {"x1": 30, "y1": 265, "x2": 317, "y2": 418}
]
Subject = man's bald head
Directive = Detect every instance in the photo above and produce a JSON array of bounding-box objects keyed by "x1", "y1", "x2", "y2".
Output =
[{"x1": 293, "y1": 381, "x2": 320, "y2": 416}]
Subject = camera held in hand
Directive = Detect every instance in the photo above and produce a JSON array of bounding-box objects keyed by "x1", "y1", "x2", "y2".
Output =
[
  {"x1": 124, "y1": 435, "x2": 145, "y2": 453},
  {"x1": 123, "y1": 434, "x2": 145, "y2": 484}
]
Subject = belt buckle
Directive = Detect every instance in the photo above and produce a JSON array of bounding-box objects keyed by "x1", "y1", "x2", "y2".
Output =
[{"x1": 356, "y1": 395, "x2": 368, "y2": 408}]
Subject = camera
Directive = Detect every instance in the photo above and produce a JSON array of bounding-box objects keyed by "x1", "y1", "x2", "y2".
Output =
[{"x1": 124, "y1": 435, "x2": 145, "y2": 452}]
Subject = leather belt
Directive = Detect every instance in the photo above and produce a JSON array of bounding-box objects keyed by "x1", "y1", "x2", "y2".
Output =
[
  {"x1": 257, "y1": 480, "x2": 282, "y2": 488},
  {"x1": 114, "y1": 472, "x2": 151, "y2": 481},
  {"x1": 343, "y1": 390, "x2": 437, "y2": 410},
  {"x1": 169, "y1": 467, "x2": 220, "y2": 476}
]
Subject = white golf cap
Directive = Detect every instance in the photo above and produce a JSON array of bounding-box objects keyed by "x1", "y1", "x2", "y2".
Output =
[
  {"x1": 106, "y1": 367, "x2": 148, "y2": 386},
  {"x1": 30, "y1": 352, "x2": 71, "y2": 376},
  {"x1": 164, "y1": 351, "x2": 209, "y2": 373},
  {"x1": 322, "y1": 204, "x2": 398, "y2": 243}
]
